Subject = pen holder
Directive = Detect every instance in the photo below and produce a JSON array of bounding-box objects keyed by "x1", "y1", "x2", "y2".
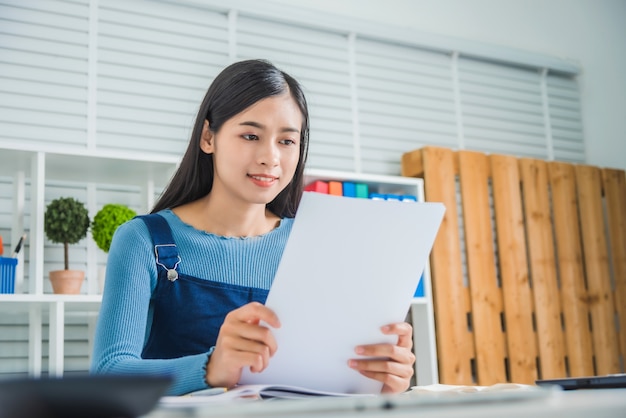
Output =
[{"x1": 0, "y1": 257, "x2": 18, "y2": 294}]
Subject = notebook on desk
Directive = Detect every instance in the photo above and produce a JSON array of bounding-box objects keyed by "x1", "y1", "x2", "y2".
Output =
[{"x1": 240, "y1": 192, "x2": 445, "y2": 394}]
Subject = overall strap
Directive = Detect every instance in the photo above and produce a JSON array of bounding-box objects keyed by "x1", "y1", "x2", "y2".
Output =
[{"x1": 138, "y1": 213, "x2": 181, "y2": 281}]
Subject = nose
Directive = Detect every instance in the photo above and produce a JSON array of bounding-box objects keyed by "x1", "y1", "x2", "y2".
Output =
[{"x1": 257, "y1": 140, "x2": 280, "y2": 167}]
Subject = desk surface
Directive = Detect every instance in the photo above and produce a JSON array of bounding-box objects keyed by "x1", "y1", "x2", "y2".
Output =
[{"x1": 147, "y1": 388, "x2": 626, "y2": 418}]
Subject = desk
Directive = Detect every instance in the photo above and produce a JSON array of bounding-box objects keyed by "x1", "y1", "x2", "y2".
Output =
[{"x1": 146, "y1": 388, "x2": 626, "y2": 418}]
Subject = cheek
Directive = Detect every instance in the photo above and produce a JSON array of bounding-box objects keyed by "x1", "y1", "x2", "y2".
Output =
[{"x1": 283, "y1": 150, "x2": 300, "y2": 171}]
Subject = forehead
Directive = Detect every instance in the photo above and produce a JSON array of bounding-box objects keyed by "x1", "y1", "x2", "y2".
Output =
[{"x1": 229, "y1": 94, "x2": 303, "y2": 127}]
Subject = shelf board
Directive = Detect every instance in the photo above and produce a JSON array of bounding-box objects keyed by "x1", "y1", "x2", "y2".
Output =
[
  {"x1": 0, "y1": 147, "x2": 179, "y2": 187},
  {"x1": 0, "y1": 294, "x2": 102, "y2": 313},
  {"x1": 304, "y1": 168, "x2": 423, "y2": 196}
]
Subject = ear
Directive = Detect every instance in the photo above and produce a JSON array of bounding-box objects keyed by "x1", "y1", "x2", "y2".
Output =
[{"x1": 199, "y1": 119, "x2": 215, "y2": 154}]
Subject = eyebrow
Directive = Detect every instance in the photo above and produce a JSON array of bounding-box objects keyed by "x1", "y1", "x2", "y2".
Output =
[{"x1": 239, "y1": 121, "x2": 300, "y2": 134}]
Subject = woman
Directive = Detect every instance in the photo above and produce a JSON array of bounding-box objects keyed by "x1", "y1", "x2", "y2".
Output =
[{"x1": 91, "y1": 59, "x2": 415, "y2": 395}]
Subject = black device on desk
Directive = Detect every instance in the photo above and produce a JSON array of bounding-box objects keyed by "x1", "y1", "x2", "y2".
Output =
[
  {"x1": 0, "y1": 374, "x2": 172, "y2": 418},
  {"x1": 536, "y1": 374, "x2": 626, "y2": 390}
]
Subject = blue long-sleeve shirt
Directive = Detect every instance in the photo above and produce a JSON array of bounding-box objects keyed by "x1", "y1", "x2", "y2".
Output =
[{"x1": 90, "y1": 209, "x2": 293, "y2": 395}]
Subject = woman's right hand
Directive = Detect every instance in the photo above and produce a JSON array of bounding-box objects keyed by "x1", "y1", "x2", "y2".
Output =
[{"x1": 205, "y1": 302, "x2": 280, "y2": 388}]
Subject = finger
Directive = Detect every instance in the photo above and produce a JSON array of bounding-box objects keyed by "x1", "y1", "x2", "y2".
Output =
[
  {"x1": 349, "y1": 357, "x2": 414, "y2": 379},
  {"x1": 229, "y1": 320, "x2": 279, "y2": 356},
  {"x1": 217, "y1": 325, "x2": 278, "y2": 366},
  {"x1": 207, "y1": 345, "x2": 269, "y2": 387},
  {"x1": 357, "y1": 370, "x2": 410, "y2": 394},
  {"x1": 229, "y1": 302, "x2": 281, "y2": 328},
  {"x1": 381, "y1": 322, "x2": 413, "y2": 348},
  {"x1": 354, "y1": 343, "x2": 415, "y2": 365}
]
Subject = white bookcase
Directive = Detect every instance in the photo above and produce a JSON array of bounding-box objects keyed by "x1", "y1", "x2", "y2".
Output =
[
  {"x1": 0, "y1": 143, "x2": 178, "y2": 377},
  {"x1": 0, "y1": 146, "x2": 438, "y2": 385}
]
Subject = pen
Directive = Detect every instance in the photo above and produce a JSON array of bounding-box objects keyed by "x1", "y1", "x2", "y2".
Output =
[{"x1": 12, "y1": 233, "x2": 26, "y2": 258}]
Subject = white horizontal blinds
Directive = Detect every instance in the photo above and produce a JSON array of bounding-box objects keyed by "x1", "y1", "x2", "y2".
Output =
[
  {"x1": 235, "y1": 15, "x2": 354, "y2": 171},
  {"x1": 96, "y1": 0, "x2": 229, "y2": 155},
  {"x1": 0, "y1": 315, "x2": 91, "y2": 375},
  {"x1": 0, "y1": 178, "x2": 12, "y2": 244},
  {"x1": 458, "y1": 56, "x2": 548, "y2": 158},
  {"x1": 0, "y1": 0, "x2": 90, "y2": 147},
  {"x1": 355, "y1": 38, "x2": 457, "y2": 175},
  {"x1": 53, "y1": 317, "x2": 92, "y2": 373},
  {"x1": 546, "y1": 73, "x2": 585, "y2": 162},
  {"x1": 0, "y1": 312, "x2": 29, "y2": 375}
]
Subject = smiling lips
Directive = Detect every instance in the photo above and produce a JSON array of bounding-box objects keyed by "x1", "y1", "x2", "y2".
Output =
[{"x1": 248, "y1": 174, "x2": 279, "y2": 187}]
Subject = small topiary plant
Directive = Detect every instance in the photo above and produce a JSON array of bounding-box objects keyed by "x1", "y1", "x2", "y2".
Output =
[
  {"x1": 44, "y1": 197, "x2": 90, "y2": 270},
  {"x1": 91, "y1": 204, "x2": 137, "y2": 253}
]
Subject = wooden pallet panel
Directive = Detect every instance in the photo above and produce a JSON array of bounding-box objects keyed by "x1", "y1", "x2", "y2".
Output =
[
  {"x1": 575, "y1": 165, "x2": 621, "y2": 375},
  {"x1": 601, "y1": 168, "x2": 626, "y2": 365},
  {"x1": 490, "y1": 154, "x2": 537, "y2": 384},
  {"x1": 519, "y1": 159, "x2": 566, "y2": 379},
  {"x1": 548, "y1": 162, "x2": 594, "y2": 377},
  {"x1": 402, "y1": 146, "x2": 626, "y2": 385},
  {"x1": 404, "y1": 146, "x2": 475, "y2": 385},
  {"x1": 458, "y1": 150, "x2": 506, "y2": 385}
]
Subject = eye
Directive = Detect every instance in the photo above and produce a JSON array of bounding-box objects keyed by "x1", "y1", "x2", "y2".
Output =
[
  {"x1": 280, "y1": 139, "x2": 297, "y2": 146},
  {"x1": 242, "y1": 134, "x2": 259, "y2": 141}
]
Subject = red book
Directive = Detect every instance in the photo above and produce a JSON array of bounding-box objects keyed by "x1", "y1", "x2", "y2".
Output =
[{"x1": 304, "y1": 180, "x2": 329, "y2": 194}]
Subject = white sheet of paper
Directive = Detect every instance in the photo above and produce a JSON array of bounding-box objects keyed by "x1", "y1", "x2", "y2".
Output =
[{"x1": 240, "y1": 192, "x2": 445, "y2": 394}]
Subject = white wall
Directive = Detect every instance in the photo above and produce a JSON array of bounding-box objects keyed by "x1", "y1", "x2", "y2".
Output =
[{"x1": 267, "y1": 0, "x2": 626, "y2": 170}]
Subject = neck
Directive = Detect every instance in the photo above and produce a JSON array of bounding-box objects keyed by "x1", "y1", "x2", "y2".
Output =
[{"x1": 173, "y1": 194, "x2": 279, "y2": 238}]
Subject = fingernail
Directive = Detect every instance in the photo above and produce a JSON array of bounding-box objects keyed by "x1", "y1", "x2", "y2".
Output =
[
  {"x1": 348, "y1": 360, "x2": 357, "y2": 368},
  {"x1": 355, "y1": 346, "x2": 365, "y2": 354}
]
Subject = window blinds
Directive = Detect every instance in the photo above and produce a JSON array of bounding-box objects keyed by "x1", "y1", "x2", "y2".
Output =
[
  {"x1": 96, "y1": 0, "x2": 230, "y2": 154},
  {"x1": 355, "y1": 38, "x2": 457, "y2": 175},
  {"x1": 0, "y1": 0, "x2": 90, "y2": 147},
  {"x1": 457, "y1": 56, "x2": 548, "y2": 158},
  {"x1": 0, "y1": 0, "x2": 585, "y2": 171}
]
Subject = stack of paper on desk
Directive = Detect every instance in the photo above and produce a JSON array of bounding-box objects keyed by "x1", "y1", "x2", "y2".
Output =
[{"x1": 238, "y1": 192, "x2": 445, "y2": 394}]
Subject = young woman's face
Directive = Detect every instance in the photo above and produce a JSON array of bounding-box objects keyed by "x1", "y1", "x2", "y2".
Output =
[{"x1": 201, "y1": 93, "x2": 303, "y2": 207}]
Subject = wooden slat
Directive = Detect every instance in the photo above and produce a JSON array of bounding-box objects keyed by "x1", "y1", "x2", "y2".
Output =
[
  {"x1": 519, "y1": 159, "x2": 566, "y2": 379},
  {"x1": 458, "y1": 150, "x2": 506, "y2": 385},
  {"x1": 575, "y1": 165, "x2": 621, "y2": 374},
  {"x1": 601, "y1": 168, "x2": 626, "y2": 365},
  {"x1": 401, "y1": 149, "x2": 425, "y2": 178},
  {"x1": 490, "y1": 154, "x2": 537, "y2": 384},
  {"x1": 548, "y1": 162, "x2": 594, "y2": 377},
  {"x1": 415, "y1": 146, "x2": 474, "y2": 385}
]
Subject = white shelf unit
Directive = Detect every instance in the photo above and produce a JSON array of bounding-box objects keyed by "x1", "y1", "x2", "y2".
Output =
[
  {"x1": 0, "y1": 144, "x2": 178, "y2": 377},
  {"x1": 303, "y1": 168, "x2": 439, "y2": 386}
]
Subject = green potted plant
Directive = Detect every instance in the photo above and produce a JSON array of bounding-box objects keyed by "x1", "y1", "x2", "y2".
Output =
[
  {"x1": 91, "y1": 203, "x2": 136, "y2": 292},
  {"x1": 44, "y1": 197, "x2": 90, "y2": 294},
  {"x1": 91, "y1": 203, "x2": 137, "y2": 253}
]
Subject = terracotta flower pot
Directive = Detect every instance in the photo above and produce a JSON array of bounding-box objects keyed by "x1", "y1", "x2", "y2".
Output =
[{"x1": 49, "y1": 270, "x2": 85, "y2": 294}]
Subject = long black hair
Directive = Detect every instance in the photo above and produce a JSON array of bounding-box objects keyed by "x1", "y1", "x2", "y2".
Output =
[{"x1": 151, "y1": 59, "x2": 310, "y2": 218}]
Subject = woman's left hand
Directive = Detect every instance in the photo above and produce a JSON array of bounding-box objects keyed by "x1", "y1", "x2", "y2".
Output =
[{"x1": 348, "y1": 322, "x2": 415, "y2": 394}]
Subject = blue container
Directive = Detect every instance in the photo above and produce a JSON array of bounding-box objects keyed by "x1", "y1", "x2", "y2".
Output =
[{"x1": 0, "y1": 257, "x2": 18, "y2": 294}]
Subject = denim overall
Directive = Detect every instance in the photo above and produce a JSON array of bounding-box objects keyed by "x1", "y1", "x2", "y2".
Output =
[{"x1": 139, "y1": 213, "x2": 270, "y2": 359}]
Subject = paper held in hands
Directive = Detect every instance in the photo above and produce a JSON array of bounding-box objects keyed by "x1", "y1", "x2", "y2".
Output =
[{"x1": 239, "y1": 192, "x2": 445, "y2": 395}]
